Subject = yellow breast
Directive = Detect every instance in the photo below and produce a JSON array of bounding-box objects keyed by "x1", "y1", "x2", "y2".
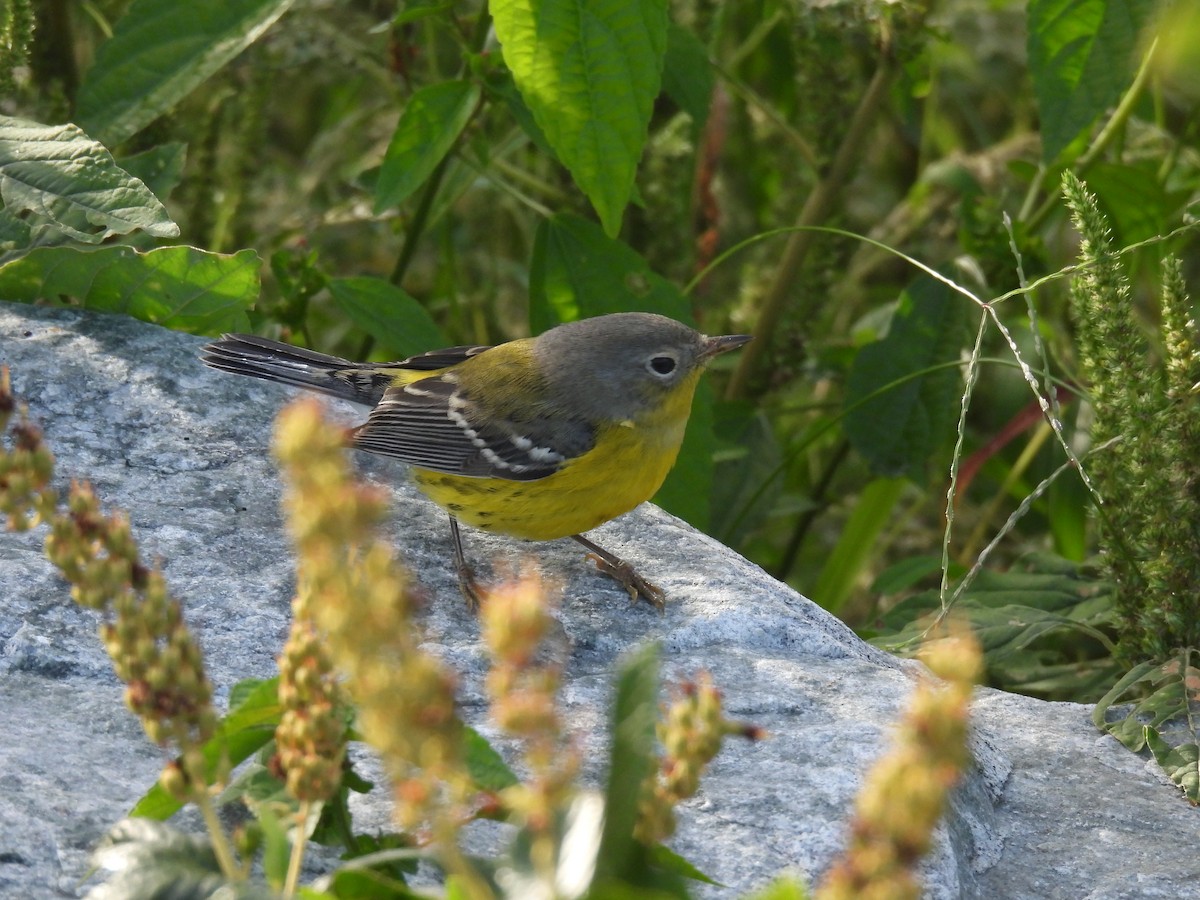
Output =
[{"x1": 411, "y1": 372, "x2": 699, "y2": 541}]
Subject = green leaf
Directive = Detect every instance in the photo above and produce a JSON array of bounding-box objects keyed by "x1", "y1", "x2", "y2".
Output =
[
  {"x1": 661, "y1": 23, "x2": 713, "y2": 130},
  {"x1": 530, "y1": 213, "x2": 713, "y2": 526},
  {"x1": 530, "y1": 214, "x2": 691, "y2": 330},
  {"x1": 76, "y1": 0, "x2": 296, "y2": 146},
  {"x1": 228, "y1": 676, "x2": 275, "y2": 711},
  {"x1": 1083, "y1": 161, "x2": 1168, "y2": 245},
  {"x1": 875, "y1": 555, "x2": 1120, "y2": 701},
  {"x1": 491, "y1": 0, "x2": 669, "y2": 236},
  {"x1": 596, "y1": 643, "x2": 660, "y2": 883},
  {"x1": 462, "y1": 725, "x2": 519, "y2": 792},
  {"x1": 1093, "y1": 648, "x2": 1200, "y2": 803},
  {"x1": 1027, "y1": 0, "x2": 1155, "y2": 162},
  {"x1": 0, "y1": 206, "x2": 31, "y2": 251},
  {"x1": 843, "y1": 275, "x2": 968, "y2": 479},
  {"x1": 1145, "y1": 726, "x2": 1200, "y2": 805},
  {"x1": 327, "y1": 276, "x2": 447, "y2": 357},
  {"x1": 374, "y1": 80, "x2": 481, "y2": 212},
  {"x1": 647, "y1": 843, "x2": 719, "y2": 885},
  {"x1": 0, "y1": 115, "x2": 178, "y2": 247},
  {"x1": 0, "y1": 245, "x2": 258, "y2": 334},
  {"x1": 328, "y1": 845, "x2": 428, "y2": 899},
  {"x1": 325, "y1": 868, "x2": 423, "y2": 900}
]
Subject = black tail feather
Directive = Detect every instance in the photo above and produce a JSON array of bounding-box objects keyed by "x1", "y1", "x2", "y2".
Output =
[
  {"x1": 201, "y1": 334, "x2": 386, "y2": 405},
  {"x1": 201, "y1": 335, "x2": 496, "y2": 407}
]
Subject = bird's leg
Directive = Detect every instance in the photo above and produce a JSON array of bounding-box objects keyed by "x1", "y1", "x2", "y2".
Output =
[
  {"x1": 449, "y1": 516, "x2": 484, "y2": 611},
  {"x1": 571, "y1": 534, "x2": 665, "y2": 613}
]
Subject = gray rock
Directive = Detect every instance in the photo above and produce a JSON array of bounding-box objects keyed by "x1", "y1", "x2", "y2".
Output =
[{"x1": 1, "y1": 301, "x2": 1197, "y2": 898}]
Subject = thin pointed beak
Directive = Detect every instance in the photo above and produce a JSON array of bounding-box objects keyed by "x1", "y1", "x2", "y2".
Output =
[{"x1": 701, "y1": 333, "x2": 753, "y2": 359}]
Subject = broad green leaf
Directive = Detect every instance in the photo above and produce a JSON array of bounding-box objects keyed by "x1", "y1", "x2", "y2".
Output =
[
  {"x1": 813, "y1": 477, "x2": 906, "y2": 613},
  {"x1": 1145, "y1": 726, "x2": 1200, "y2": 805},
  {"x1": 374, "y1": 80, "x2": 481, "y2": 212},
  {"x1": 1083, "y1": 161, "x2": 1168, "y2": 245},
  {"x1": 662, "y1": 23, "x2": 713, "y2": 130},
  {"x1": 324, "y1": 867, "x2": 423, "y2": 900},
  {"x1": 647, "y1": 843, "x2": 719, "y2": 885},
  {"x1": 596, "y1": 643, "x2": 659, "y2": 883},
  {"x1": 874, "y1": 555, "x2": 1120, "y2": 701},
  {"x1": 325, "y1": 840, "x2": 426, "y2": 899},
  {"x1": 0, "y1": 206, "x2": 30, "y2": 251},
  {"x1": 843, "y1": 275, "x2": 968, "y2": 479},
  {"x1": 1093, "y1": 648, "x2": 1200, "y2": 802},
  {"x1": 228, "y1": 676, "x2": 275, "y2": 712},
  {"x1": 76, "y1": 0, "x2": 296, "y2": 146},
  {"x1": 0, "y1": 115, "x2": 178, "y2": 246},
  {"x1": 491, "y1": 0, "x2": 669, "y2": 236},
  {"x1": 328, "y1": 276, "x2": 447, "y2": 357},
  {"x1": 462, "y1": 725, "x2": 519, "y2": 792},
  {"x1": 0, "y1": 245, "x2": 258, "y2": 335},
  {"x1": 530, "y1": 213, "x2": 712, "y2": 526},
  {"x1": 878, "y1": 556, "x2": 1117, "y2": 645},
  {"x1": 1027, "y1": 0, "x2": 1155, "y2": 162},
  {"x1": 530, "y1": 214, "x2": 691, "y2": 330}
]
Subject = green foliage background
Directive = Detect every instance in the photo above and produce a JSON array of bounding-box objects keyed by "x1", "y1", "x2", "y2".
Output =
[{"x1": 3, "y1": 0, "x2": 1199, "y2": 711}]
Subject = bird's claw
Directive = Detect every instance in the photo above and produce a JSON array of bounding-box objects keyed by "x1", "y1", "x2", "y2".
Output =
[
  {"x1": 585, "y1": 552, "x2": 666, "y2": 613},
  {"x1": 455, "y1": 559, "x2": 484, "y2": 612}
]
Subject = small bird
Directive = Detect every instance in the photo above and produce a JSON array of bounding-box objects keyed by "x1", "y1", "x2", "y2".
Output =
[{"x1": 201, "y1": 312, "x2": 750, "y2": 611}]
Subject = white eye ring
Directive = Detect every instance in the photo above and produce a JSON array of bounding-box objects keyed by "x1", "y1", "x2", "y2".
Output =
[{"x1": 647, "y1": 353, "x2": 678, "y2": 377}]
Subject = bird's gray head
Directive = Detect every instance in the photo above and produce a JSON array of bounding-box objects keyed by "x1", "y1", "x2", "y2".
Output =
[{"x1": 532, "y1": 312, "x2": 750, "y2": 422}]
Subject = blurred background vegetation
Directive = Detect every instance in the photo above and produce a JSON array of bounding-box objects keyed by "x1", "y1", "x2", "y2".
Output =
[{"x1": 4, "y1": 0, "x2": 1199, "y2": 705}]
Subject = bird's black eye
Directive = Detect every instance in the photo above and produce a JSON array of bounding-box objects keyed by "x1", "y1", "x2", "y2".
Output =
[{"x1": 649, "y1": 355, "x2": 677, "y2": 375}]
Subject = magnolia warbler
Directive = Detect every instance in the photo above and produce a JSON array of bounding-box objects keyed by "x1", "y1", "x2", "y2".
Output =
[{"x1": 201, "y1": 312, "x2": 750, "y2": 610}]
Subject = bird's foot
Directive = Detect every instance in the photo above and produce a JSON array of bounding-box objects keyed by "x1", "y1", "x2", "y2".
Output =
[
  {"x1": 573, "y1": 534, "x2": 665, "y2": 613},
  {"x1": 583, "y1": 552, "x2": 665, "y2": 612}
]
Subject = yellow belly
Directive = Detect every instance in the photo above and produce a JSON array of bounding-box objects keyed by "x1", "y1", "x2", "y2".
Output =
[{"x1": 412, "y1": 417, "x2": 685, "y2": 541}]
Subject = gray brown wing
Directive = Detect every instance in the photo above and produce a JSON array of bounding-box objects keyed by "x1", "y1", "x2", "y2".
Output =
[{"x1": 351, "y1": 373, "x2": 596, "y2": 481}]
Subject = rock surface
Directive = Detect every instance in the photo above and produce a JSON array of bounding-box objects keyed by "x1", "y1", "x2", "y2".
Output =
[{"x1": 1, "y1": 301, "x2": 1197, "y2": 899}]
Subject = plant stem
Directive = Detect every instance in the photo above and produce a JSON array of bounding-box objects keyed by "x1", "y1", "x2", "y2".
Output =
[
  {"x1": 373, "y1": 2, "x2": 494, "y2": 355},
  {"x1": 389, "y1": 153, "x2": 453, "y2": 291},
  {"x1": 725, "y1": 41, "x2": 898, "y2": 400},
  {"x1": 193, "y1": 788, "x2": 242, "y2": 881},
  {"x1": 330, "y1": 782, "x2": 361, "y2": 855},
  {"x1": 773, "y1": 439, "x2": 850, "y2": 580},
  {"x1": 283, "y1": 802, "x2": 311, "y2": 898}
]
